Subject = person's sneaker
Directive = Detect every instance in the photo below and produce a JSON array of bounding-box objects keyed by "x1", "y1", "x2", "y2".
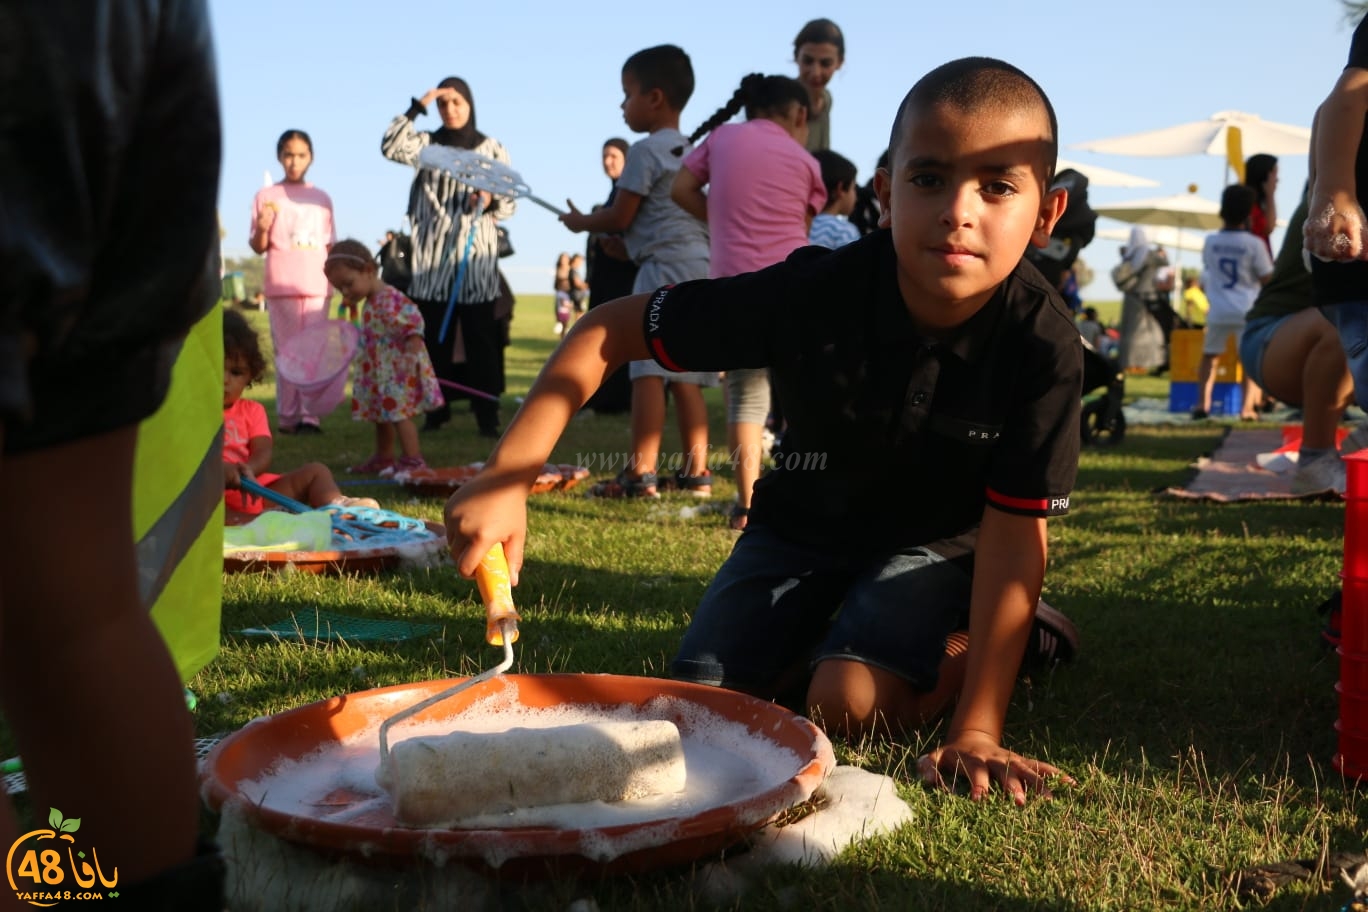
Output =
[
  {"x1": 1343, "y1": 421, "x2": 1368, "y2": 456},
  {"x1": 296, "y1": 422, "x2": 323, "y2": 435},
  {"x1": 1190, "y1": 408, "x2": 1209, "y2": 420},
  {"x1": 1320, "y1": 588, "x2": 1343, "y2": 650},
  {"x1": 1290, "y1": 453, "x2": 1346, "y2": 496},
  {"x1": 588, "y1": 471, "x2": 660, "y2": 499},
  {"x1": 1022, "y1": 600, "x2": 1079, "y2": 673}
]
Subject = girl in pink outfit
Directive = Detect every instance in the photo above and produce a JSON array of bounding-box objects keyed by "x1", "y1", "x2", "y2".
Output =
[
  {"x1": 324, "y1": 239, "x2": 444, "y2": 476},
  {"x1": 250, "y1": 129, "x2": 339, "y2": 434},
  {"x1": 671, "y1": 74, "x2": 826, "y2": 531}
]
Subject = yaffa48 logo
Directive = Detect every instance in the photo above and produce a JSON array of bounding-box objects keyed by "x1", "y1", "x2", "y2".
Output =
[{"x1": 5, "y1": 808, "x2": 119, "y2": 906}]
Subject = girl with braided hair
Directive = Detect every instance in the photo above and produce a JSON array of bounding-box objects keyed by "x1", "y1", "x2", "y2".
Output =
[{"x1": 671, "y1": 73, "x2": 826, "y2": 529}]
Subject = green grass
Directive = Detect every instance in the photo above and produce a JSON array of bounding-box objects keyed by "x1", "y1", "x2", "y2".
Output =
[{"x1": 18, "y1": 295, "x2": 1368, "y2": 909}]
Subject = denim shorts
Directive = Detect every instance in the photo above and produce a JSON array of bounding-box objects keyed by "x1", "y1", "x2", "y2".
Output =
[
  {"x1": 1322, "y1": 301, "x2": 1368, "y2": 408},
  {"x1": 670, "y1": 524, "x2": 972, "y2": 696},
  {"x1": 1238, "y1": 313, "x2": 1287, "y2": 390}
]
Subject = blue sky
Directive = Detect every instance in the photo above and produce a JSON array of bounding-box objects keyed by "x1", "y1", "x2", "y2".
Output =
[{"x1": 210, "y1": 0, "x2": 1350, "y2": 296}]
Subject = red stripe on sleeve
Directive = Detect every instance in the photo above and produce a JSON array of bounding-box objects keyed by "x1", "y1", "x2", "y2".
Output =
[
  {"x1": 985, "y1": 488, "x2": 1050, "y2": 512},
  {"x1": 650, "y1": 337, "x2": 686, "y2": 373}
]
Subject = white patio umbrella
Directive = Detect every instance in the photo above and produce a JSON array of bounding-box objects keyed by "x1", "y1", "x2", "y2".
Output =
[
  {"x1": 1096, "y1": 225, "x2": 1209, "y2": 255},
  {"x1": 1071, "y1": 111, "x2": 1312, "y2": 159},
  {"x1": 1092, "y1": 193, "x2": 1224, "y2": 231},
  {"x1": 1093, "y1": 192, "x2": 1224, "y2": 271},
  {"x1": 1056, "y1": 157, "x2": 1159, "y2": 188}
]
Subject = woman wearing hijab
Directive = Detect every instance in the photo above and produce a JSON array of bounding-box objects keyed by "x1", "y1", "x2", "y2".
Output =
[
  {"x1": 1116, "y1": 226, "x2": 1169, "y2": 373},
  {"x1": 582, "y1": 137, "x2": 637, "y2": 414},
  {"x1": 382, "y1": 77, "x2": 516, "y2": 437}
]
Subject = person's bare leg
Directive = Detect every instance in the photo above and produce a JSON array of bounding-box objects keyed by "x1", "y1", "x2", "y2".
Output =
[
  {"x1": 0, "y1": 426, "x2": 15, "y2": 875},
  {"x1": 629, "y1": 376, "x2": 665, "y2": 478},
  {"x1": 806, "y1": 632, "x2": 969, "y2": 740},
  {"x1": 0, "y1": 426, "x2": 197, "y2": 887},
  {"x1": 1241, "y1": 377, "x2": 1263, "y2": 419},
  {"x1": 671, "y1": 382, "x2": 709, "y2": 478},
  {"x1": 1196, "y1": 353, "x2": 1218, "y2": 413},
  {"x1": 732, "y1": 421, "x2": 764, "y2": 510},
  {"x1": 272, "y1": 462, "x2": 343, "y2": 507},
  {"x1": 395, "y1": 418, "x2": 421, "y2": 460},
  {"x1": 375, "y1": 421, "x2": 396, "y2": 461},
  {"x1": 1260, "y1": 310, "x2": 1354, "y2": 449}
]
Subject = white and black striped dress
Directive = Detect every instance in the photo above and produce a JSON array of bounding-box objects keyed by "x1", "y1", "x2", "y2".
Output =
[{"x1": 381, "y1": 115, "x2": 516, "y2": 305}]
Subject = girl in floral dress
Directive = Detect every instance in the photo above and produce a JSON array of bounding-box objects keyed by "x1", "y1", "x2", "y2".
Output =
[{"x1": 323, "y1": 239, "x2": 443, "y2": 474}]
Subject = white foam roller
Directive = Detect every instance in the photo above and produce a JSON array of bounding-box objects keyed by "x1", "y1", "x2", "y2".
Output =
[{"x1": 377, "y1": 720, "x2": 687, "y2": 826}]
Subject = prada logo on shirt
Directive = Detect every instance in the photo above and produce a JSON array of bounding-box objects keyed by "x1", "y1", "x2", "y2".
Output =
[
  {"x1": 646, "y1": 286, "x2": 673, "y2": 335},
  {"x1": 930, "y1": 414, "x2": 1001, "y2": 444}
]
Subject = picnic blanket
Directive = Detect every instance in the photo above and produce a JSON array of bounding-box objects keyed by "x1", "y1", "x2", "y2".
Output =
[{"x1": 1162, "y1": 426, "x2": 1347, "y2": 502}]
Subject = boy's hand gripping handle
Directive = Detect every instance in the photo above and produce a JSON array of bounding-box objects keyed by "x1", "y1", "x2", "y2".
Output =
[{"x1": 475, "y1": 543, "x2": 520, "y2": 646}]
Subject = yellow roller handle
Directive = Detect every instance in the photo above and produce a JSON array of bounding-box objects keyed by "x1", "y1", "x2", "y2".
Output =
[{"x1": 475, "y1": 543, "x2": 520, "y2": 646}]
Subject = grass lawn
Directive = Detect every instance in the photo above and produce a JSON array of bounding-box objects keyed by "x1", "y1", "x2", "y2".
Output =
[{"x1": 10, "y1": 294, "x2": 1367, "y2": 910}]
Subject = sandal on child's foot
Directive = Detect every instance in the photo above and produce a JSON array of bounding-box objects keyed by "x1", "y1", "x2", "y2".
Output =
[
  {"x1": 348, "y1": 454, "x2": 395, "y2": 475},
  {"x1": 391, "y1": 456, "x2": 427, "y2": 478},
  {"x1": 589, "y1": 471, "x2": 660, "y2": 499},
  {"x1": 729, "y1": 503, "x2": 750, "y2": 532},
  {"x1": 669, "y1": 470, "x2": 713, "y2": 498}
]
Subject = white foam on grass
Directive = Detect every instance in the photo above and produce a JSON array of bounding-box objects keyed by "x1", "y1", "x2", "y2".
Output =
[
  {"x1": 229, "y1": 679, "x2": 812, "y2": 870},
  {"x1": 690, "y1": 765, "x2": 915, "y2": 903}
]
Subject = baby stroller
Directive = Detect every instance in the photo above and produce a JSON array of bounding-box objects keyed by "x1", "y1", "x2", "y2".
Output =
[
  {"x1": 1025, "y1": 168, "x2": 1125, "y2": 446},
  {"x1": 1080, "y1": 341, "x2": 1126, "y2": 445}
]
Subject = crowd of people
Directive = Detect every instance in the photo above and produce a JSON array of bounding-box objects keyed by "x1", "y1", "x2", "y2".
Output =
[{"x1": 11, "y1": 2, "x2": 1368, "y2": 904}]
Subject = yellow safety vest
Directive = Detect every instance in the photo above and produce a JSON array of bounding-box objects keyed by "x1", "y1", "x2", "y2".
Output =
[{"x1": 131, "y1": 305, "x2": 223, "y2": 682}]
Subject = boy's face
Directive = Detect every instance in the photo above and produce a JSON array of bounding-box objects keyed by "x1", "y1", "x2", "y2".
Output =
[
  {"x1": 224, "y1": 352, "x2": 252, "y2": 409},
  {"x1": 875, "y1": 101, "x2": 1065, "y2": 328},
  {"x1": 834, "y1": 180, "x2": 858, "y2": 216},
  {"x1": 619, "y1": 72, "x2": 657, "y2": 133}
]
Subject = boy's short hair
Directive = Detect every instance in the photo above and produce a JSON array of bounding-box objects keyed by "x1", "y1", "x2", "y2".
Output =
[
  {"x1": 1219, "y1": 183, "x2": 1256, "y2": 225},
  {"x1": 888, "y1": 57, "x2": 1058, "y2": 179},
  {"x1": 623, "y1": 44, "x2": 695, "y2": 112},
  {"x1": 812, "y1": 149, "x2": 857, "y2": 200},
  {"x1": 223, "y1": 308, "x2": 266, "y2": 383}
]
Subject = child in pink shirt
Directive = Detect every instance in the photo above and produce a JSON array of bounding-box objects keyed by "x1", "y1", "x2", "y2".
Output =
[
  {"x1": 221, "y1": 309, "x2": 377, "y2": 520},
  {"x1": 250, "y1": 129, "x2": 338, "y2": 434},
  {"x1": 671, "y1": 73, "x2": 826, "y2": 530}
]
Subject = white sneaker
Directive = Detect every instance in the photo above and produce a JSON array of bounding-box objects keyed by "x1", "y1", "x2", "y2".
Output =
[
  {"x1": 1342, "y1": 421, "x2": 1368, "y2": 456},
  {"x1": 1290, "y1": 453, "x2": 1347, "y2": 496}
]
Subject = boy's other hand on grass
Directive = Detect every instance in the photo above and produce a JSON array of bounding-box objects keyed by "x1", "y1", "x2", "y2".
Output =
[
  {"x1": 917, "y1": 729, "x2": 1075, "y2": 806},
  {"x1": 444, "y1": 469, "x2": 530, "y2": 585}
]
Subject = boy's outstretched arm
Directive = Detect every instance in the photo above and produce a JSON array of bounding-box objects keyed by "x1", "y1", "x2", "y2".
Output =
[
  {"x1": 918, "y1": 506, "x2": 1075, "y2": 805},
  {"x1": 445, "y1": 293, "x2": 653, "y2": 580}
]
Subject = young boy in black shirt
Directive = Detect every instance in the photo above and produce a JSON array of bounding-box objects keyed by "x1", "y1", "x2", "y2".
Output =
[{"x1": 446, "y1": 56, "x2": 1083, "y2": 804}]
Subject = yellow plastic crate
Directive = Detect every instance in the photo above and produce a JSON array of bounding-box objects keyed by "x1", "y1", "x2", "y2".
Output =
[{"x1": 1170, "y1": 328, "x2": 1242, "y2": 383}]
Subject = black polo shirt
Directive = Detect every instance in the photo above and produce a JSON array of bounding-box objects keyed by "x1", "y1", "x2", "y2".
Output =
[{"x1": 643, "y1": 230, "x2": 1082, "y2": 561}]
